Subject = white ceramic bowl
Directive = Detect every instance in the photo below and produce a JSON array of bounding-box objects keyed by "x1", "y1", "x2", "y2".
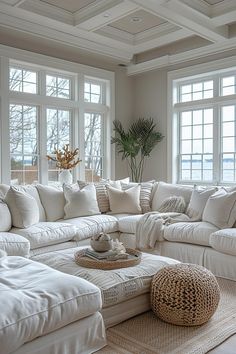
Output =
[{"x1": 90, "y1": 239, "x2": 112, "y2": 252}]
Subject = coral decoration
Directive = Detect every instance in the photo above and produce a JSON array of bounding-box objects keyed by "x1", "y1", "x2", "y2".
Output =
[{"x1": 47, "y1": 144, "x2": 82, "y2": 170}]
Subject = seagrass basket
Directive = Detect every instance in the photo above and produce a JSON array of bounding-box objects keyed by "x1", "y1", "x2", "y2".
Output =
[{"x1": 151, "y1": 263, "x2": 220, "y2": 326}]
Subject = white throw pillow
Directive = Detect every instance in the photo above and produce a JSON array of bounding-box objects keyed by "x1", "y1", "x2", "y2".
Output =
[
  {"x1": 0, "y1": 232, "x2": 30, "y2": 257},
  {"x1": 36, "y1": 184, "x2": 65, "y2": 221},
  {"x1": 152, "y1": 182, "x2": 192, "y2": 211},
  {"x1": 105, "y1": 177, "x2": 130, "y2": 189},
  {"x1": 5, "y1": 187, "x2": 39, "y2": 228},
  {"x1": 186, "y1": 187, "x2": 217, "y2": 221},
  {"x1": 0, "y1": 200, "x2": 12, "y2": 231},
  {"x1": 107, "y1": 185, "x2": 142, "y2": 214},
  {"x1": 78, "y1": 180, "x2": 109, "y2": 213},
  {"x1": 121, "y1": 181, "x2": 155, "y2": 213},
  {"x1": 64, "y1": 184, "x2": 100, "y2": 219},
  {"x1": 158, "y1": 196, "x2": 186, "y2": 213},
  {"x1": 202, "y1": 189, "x2": 236, "y2": 229}
]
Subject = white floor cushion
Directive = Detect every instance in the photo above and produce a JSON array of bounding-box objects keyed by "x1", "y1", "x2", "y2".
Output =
[
  {"x1": 163, "y1": 221, "x2": 219, "y2": 246},
  {"x1": 11, "y1": 223, "x2": 77, "y2": 249},
  {"x1": 0, "y1": 232, "x2": 30, "y2": 257},
  {"x1": 0, "y1": 256, "x2": 102, "y2": 354},
  {"x1": 210, "y1": 229, "x2": 236, "y2": 256}
]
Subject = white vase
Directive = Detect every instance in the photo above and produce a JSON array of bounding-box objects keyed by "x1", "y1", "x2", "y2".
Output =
[{"x1": 59, "y1": 170, "x2": 73, "y2": 185}]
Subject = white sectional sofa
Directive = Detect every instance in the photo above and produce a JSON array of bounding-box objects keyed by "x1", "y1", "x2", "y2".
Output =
[
  {"x1": 0, "y1": 180, "x2": 236, "y2": 280},
  {"x1": 1, "y1": 179, "x2": 236, "y2": 353}
]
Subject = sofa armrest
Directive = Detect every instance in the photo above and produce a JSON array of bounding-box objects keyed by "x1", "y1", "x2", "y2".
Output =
[{"x1": 0, "y1": 232, "x2": 30, "y2": 257}]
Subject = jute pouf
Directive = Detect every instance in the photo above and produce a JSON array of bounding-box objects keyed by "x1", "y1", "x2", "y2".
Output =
[{"x1": 151, "y1": 263, "x2": 220, "y2": 326}]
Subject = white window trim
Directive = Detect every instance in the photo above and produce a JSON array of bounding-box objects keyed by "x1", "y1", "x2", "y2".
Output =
[
  {"x1": 168, "y1": 55, "x2": 236, "y2": 185},
  {"x1": 0, "y1": 44, "x2": 115, "y2": 184}
]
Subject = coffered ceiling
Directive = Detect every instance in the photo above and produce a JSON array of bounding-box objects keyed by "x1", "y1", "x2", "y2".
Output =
[{"x1": 0, "y1": 0, "x2": 236, "y2": 75}]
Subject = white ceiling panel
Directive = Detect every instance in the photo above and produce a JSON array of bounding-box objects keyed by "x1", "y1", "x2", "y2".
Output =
[
  {"x1": 40, "y1": 0, "x2": 96, "y2": 13},
  {"x1": 109, "y1": 9, "x2": 166, "y2": 35}
]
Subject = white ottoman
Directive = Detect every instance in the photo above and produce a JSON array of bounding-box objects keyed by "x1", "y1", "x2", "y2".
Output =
[{"x1": 32, "y1": 246, "x2": 180, "y2": 327}]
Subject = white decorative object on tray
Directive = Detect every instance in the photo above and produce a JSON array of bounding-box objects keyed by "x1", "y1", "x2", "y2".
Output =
[{"x1": 90, "y1": 233, "x2": 112, "y2": 252}]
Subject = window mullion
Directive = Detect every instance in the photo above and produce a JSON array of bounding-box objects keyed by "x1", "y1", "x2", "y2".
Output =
[{"x1": 1, "y1": 57, "x2": 10, "y2": 183}]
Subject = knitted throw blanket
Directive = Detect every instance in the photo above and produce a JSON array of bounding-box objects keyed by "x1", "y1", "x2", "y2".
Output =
[{"x1": 135, "y1": 212, "x2": 190, "y2": 250}]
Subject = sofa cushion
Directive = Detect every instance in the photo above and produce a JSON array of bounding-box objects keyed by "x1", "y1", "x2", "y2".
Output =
[
  {"x1": 36, "y1": 184, "x2": 65, "y2": 221},
  {"x1": 0, "y1": 184, "x2": 10, "y2": 198},
  {"x1": 64, "y1": 184, "x2": 100, "y2": 219},
  {"x1": 186, "y1": 187, "x2": 217, "y2": 221},
  {"x1": 0, "y1": 232, "x2": 30, "y2": 257},
  {"x1": 11, "y1": 222, "x2": 77, "y2": 250},
  {"x1": 121, "y1": 181, "x2": 154, "y2": 214},
  {"x1": 5, "y1": 187, "x2": 39, "y2": 228},
  {"x1": 118, "y1": 215, "x2": 143, "y2": 234},
  {"x1": 203, "y1": 189, "x2": 236, "y2": 229},
  {"x1": 0, "y1": 200, "x2": 12, "y2": 231},
  {"x1": 62, "y1": 214, "x2": 118, "y2": 241},
  {"x1": 163, "y1": 221, "x2": 219, "y2": 246},
  {"x1": 152, "y1": 182, "x2": 192, "y2": 211},
  {"x1": 210, "y1": 229, "x2": 236, "y2": 256},
  {"x1": 107, "y1": 185, "x2": 142, "y2": 214},
  {"x1": 0, "y1": 256, "x2": 101, "y2": 354}
]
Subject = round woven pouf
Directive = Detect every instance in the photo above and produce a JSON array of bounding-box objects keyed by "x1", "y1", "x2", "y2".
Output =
[{"x1": 151, "y1": 263, "x2": 220, "y2": 326}]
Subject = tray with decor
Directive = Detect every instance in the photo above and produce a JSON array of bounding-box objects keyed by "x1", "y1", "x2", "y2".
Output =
[{"x1": 74, "y1": 247, "x2": 142, "y2": 270}]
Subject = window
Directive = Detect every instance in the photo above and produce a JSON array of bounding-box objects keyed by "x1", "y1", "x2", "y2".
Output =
[
  {"x1": 46, "y1": 74, "x2": 71, "y2": 99},
  {"x1": 9, "y1": 67, "x2": 37, "y2": 94},
  {"x1": 172, "y1": 67, "x2": 236, "y2": 185},
  {"x1": 10, "y1": 104, "x2": 38, "y2": 184},
  {"x1": 0, "y1": 59, "x2": 113, "y2": 185},
  {"x1": 84, "y1": 82, "x2": 102, "y2": 103},
  {"x1": 84, "y1": 113, "x2": 103, "y2": 182}
]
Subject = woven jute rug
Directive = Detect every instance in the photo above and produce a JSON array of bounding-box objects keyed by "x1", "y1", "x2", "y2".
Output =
[{"x1": 97, "y1": 278, "x2": 236, "y2": 354}]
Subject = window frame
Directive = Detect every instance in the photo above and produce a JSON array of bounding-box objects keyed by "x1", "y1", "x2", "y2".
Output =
[
  {"x1": 0, "y1": 45, "x2": 115, "y2": 185},
  {"x1": 168, "y1": 57, "x2": 236, "y2": 185}
]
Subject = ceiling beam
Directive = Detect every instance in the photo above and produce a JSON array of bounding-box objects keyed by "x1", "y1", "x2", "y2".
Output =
[
  {"x1": 210, "y1": 10, "x2": 236, "y2": 27},
  {"x1": 130, "y1": 0, "x2": 228, "y2": 43},
  {"x1": 74, "y1": 0, "x2": 139, "y2": 31}
]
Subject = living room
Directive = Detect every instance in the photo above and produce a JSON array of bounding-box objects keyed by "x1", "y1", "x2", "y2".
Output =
[{"x1": 1, "y1": 0, "x2": 236, "y2": 353}]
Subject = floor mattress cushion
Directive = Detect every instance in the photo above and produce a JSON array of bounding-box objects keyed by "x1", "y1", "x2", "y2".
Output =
[
  {"x1": 32, "y1": 247, "x2": 179, "y2": 309},
  {"x1": 0, "y1": 256, "x2": 102, "y2": 354},
  {"x1": 163, "y1": 221, "x2": 219, "y2": 246}
]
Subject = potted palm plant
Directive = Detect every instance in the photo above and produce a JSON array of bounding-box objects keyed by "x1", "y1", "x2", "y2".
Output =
[{"x1": 111, "y1": 118, "x2": 164, "y2": 182}]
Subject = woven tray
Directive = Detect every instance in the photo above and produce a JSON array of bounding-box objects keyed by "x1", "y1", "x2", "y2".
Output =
[{"x1": 74, "y1": 248, "x2": 142, "y2": 270}]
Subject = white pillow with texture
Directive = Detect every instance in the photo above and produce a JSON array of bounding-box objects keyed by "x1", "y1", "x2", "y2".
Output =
[
  {"x1": 0, "y1": 232, "x2": 30, "y2": 257},
  {"x1": 0, "y1": 200, "x2": 12, "y2": 231},
  {"x1": 121, "y1": 181, "x2": 155, "y2": 213},
  {"x1": 202, "y1": 189, "x2": 236, "y2": 229},
  {"x1": 152, "y1": 182, "x2": 192, "y2": 211},
  {"x1": 158, "y1": 196, "x2": 186, "y2": 213},
  {"x1": 78, "y1": 180, "x2": 109, "y2": 213},
  {"x1": 107, "y1": 185, "x2": 142, "y2": 214},
  {"x1": 106, "y1": 177, "x2": 130, "y2": 189},
  {"x1": 36, "y1": 184, "x2": 65, "y2": 221},
  {"x1": 5, "y1": 187, "x2": 39, "y2": 228},
  {"x1": 186, "y1": 187, "x2": 217, "y2": 221},
  {"x1": 64, "y1": 184, "x2": 100, "y2": 219}
]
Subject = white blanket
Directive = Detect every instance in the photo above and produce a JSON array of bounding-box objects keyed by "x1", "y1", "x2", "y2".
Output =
[{"x1": 136, "y1": 212, "x2": 190, "y2": 249}]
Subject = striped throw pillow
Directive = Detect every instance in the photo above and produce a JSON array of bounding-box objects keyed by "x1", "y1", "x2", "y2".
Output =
[{"x1": 121, "y1": 181, "x2": 154, "y2": 214}]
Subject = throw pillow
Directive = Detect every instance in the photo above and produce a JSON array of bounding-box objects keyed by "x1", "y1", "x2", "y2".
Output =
[
  {"x1": 107, "y1": 177, "x2": 130, "y2": 189},
  {"x1": 0, "y1": 200, "x2": 12, "y2": 231},
  {"x1": 202, "y1": 189, "x2": 236, "y2": 229},
  {"x1": 64, "y1": 184, "x2": 100, "y2": 219},
  {"x1": 186, "y1": 187, "x2": 217, "y2": 221},
  {"x1": 107, "y1": 185, "x2": 142, "y2": 214},
  {"x1": 78, "y1": 180, "x2": 109, "y2": 213},
  {"x1": 5, "y1": 187, "x2": 39, "y2": 228},
  {"x1": 152, "y1": 182, "x2": 192, "y2": 211},
  {"x1": 121, "y1": 181, "x2": 155, "y2": 214},
  {"x1": 36, "y1": 184, "x2": 65, "y2": 222},
  {"x1": 158, "y1": 196, "x2": 186, "y2": 213}
]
